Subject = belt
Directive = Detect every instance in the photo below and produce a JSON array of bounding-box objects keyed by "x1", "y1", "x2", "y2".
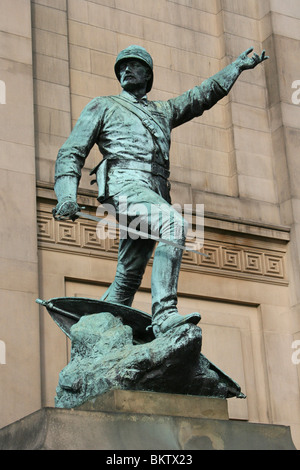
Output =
[{"x1": 107, "y1": 159, "x2": 170, "y2": 180}]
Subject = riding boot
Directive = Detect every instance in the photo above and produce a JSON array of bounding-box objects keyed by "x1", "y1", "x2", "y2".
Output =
[{"x1": 150, "y1": 243, "x2": 201, "y2": 337}]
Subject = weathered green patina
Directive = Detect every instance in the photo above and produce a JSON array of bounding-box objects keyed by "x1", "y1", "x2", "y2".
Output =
[{"x1": 53, "y1": 45, "x2": 268, "y2": 337}]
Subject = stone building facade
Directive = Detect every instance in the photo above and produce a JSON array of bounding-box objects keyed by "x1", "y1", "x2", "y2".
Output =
[{"x1": 0, "y1": 0, "x2": 300, "y2": 448}]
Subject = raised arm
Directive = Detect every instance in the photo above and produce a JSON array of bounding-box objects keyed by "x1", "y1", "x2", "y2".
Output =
[
  {"x1": 214, "y1": 47, "x2": 269, "y2": 94},
  {"x1": 168, "y1": 48, "x2": 269, "y2": 128}
]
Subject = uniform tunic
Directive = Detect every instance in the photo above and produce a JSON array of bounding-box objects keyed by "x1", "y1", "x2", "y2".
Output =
[
  {"x1": 54, "y1": 66, "x2": 238, "y2": 324},
  {"x1": 55, "y1": 75, "x2": 229, "y2": 202}
]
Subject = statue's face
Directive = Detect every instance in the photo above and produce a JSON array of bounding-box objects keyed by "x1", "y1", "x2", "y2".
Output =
[{"x1": 119, "y1": 59, "x2": 151, "y2": 93}]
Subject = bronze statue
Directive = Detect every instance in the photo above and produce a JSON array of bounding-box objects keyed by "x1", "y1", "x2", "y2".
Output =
[{"x1": 53, "y1": 45, "x2": 268, "y2": 338}]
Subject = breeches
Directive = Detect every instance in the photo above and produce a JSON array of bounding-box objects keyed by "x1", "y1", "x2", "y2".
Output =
[{"x1": 101, "y1": 179, "x2": 188, "y2": 321}]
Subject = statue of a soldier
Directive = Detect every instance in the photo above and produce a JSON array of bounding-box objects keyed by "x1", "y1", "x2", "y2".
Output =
[{"x1": 53, "y1": 45, "x2": 268, "y2": 337}]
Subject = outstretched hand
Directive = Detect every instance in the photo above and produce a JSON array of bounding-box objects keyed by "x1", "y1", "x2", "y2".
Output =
[{"x1": 237, "y1": 47, "x2": 269, "y2": 71}]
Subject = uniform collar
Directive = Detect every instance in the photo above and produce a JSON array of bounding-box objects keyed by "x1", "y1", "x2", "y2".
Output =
[{"x1": 121, "y1": 90, "x2": 148, "y2": 105}]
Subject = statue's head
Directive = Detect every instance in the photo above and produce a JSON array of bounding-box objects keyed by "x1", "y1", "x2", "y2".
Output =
[{"x1": 115, "y1": 45, "x2": 154, "y2": 93}]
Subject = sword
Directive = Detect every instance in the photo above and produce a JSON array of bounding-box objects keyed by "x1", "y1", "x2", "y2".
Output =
[{"x1": 75, "y1": 211, "x2": 208, "y2": 257}]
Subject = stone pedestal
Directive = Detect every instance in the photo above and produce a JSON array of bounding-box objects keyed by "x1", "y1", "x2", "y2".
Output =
[
  {"x1": 76, "y1": 389, "x2": 229, "y2": 420},
  {"x1": 0, "y1": 390, "x2": 296, "y2": 450}
]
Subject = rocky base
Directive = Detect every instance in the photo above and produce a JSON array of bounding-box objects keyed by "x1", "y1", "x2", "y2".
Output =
[{"x1": 55, "y1": 312, "x2": 244, "y2": 409}]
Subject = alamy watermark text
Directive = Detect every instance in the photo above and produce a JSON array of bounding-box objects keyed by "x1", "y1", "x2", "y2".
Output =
[
  {"x1": 0, "y1": 340, "x2": 6, "y2": 364},
  {"x1": 292, "y1": 80, "x2": 300, "y2": 105},
  {"x1": 0, "y1": 80, "x2": 6, "y2": 104}
]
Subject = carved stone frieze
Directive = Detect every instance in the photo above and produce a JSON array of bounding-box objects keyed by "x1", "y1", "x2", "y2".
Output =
[{"x1": 37, "y1": 205, "x2": 287, "y2": 284}]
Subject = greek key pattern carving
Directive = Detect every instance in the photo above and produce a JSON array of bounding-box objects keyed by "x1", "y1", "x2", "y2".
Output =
[
  {"x1": 37, "y1": 209, "x2": 287, "y2": 283},
  {"x1": 193, "y1": 243, "x2": 285, "y2": 280}
]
